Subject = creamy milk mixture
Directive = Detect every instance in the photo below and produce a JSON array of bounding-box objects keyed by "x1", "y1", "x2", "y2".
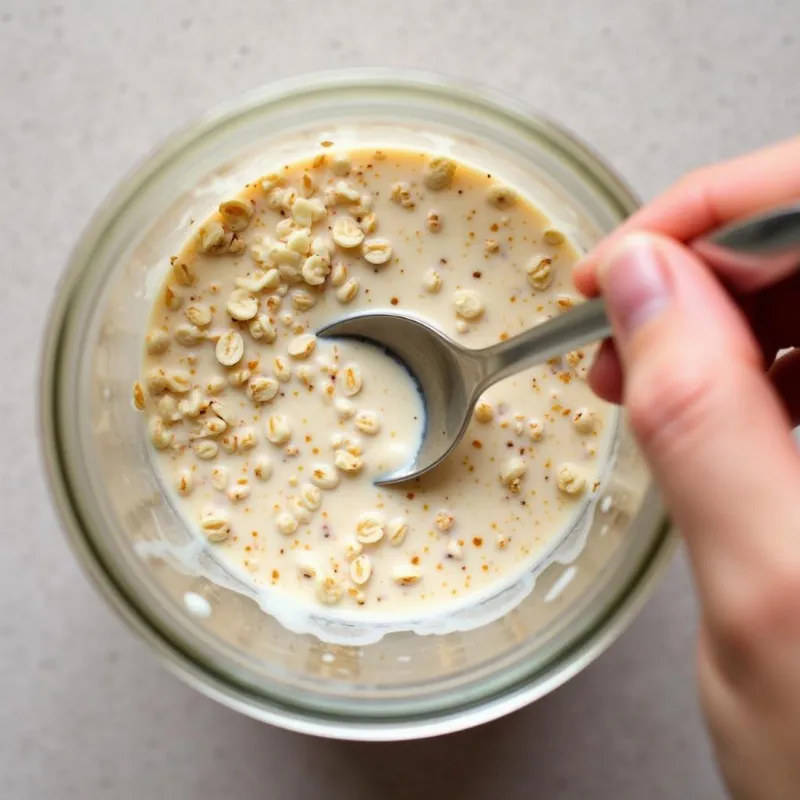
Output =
[{"x1": 134, "y1": 147, "x2": 612, "y2": 617}]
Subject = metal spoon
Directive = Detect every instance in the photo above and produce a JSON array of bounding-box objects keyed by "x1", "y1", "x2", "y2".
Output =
[{"x1": 319, "y1": 204, "x2": 800, "y2": 485}]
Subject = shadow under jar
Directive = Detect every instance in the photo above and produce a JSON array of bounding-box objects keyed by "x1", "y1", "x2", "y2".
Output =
[{"x1": 41, "y1": 70, "x2": 671, "y2": 741}]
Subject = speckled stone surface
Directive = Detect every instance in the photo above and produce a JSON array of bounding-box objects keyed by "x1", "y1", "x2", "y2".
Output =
[{"x1": 3, "y1": 1, "x2": 798, "y2": 797}]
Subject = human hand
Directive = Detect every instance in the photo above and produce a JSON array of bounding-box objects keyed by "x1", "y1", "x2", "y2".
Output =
[{"x1": 573, "y1": 138, "x2": 800, "y2": 800}]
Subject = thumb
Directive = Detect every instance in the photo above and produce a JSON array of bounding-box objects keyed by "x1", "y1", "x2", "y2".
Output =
[{"x1": 598, "y1": 233, "x2": 800, "y2": 615}]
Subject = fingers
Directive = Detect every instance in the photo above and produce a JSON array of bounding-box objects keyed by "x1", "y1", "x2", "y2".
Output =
[
  {"x1": 597, "y1": 233, "x2": 800, "y2": 622},
  {"x1": 575, "y1": 136, "x2": 800, "y2": 296},
  {"x1": 769, "y1": 348, "x2": 800, "y2": 426}
]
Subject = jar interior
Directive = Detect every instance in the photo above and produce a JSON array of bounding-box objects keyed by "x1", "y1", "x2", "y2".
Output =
[{"x1": 47, "y1": 77, "x2": 667, "y2": 725}]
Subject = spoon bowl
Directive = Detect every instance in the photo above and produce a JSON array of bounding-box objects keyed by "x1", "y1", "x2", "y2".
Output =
[{"x1": 318, "y1": 312, "x2": 489, "y2": 484}]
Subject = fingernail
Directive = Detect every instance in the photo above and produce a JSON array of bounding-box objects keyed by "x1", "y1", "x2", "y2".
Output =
[{"x1": 597, "y1": 234, "x2": 671, "y2": 339}]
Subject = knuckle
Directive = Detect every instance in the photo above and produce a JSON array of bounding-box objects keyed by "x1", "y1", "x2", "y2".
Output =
[
  {"x1": 676, "y1": 165, "x2": 712, "y2": 194},
  {"x1": 625, "y1": 361, "x2": 720, "y2": 455},
  {"x1": 713, "y1": 599, "x2": 762, "y2": 663},
  {"x1": 671, "y1": 166, "x2": 714, "y2": 204},
  {"x1": 754, "y1": 567, "x2": 800, "y2": 633},
  {"x1": 668, "y1": 165, "x2": 724, "y2": 228},
  {"x1": 711, "y1": 566, "x2": 800, "y2": 673}
]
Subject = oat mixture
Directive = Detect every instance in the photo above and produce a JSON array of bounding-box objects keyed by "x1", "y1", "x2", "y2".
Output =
[{"x1": 134, "y1": 147, "x2": 612, "y2": 614}]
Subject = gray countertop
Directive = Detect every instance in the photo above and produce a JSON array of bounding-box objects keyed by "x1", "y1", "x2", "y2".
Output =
[{"x1": 4, "y1": 1, "x2": 798, "y2": 797}]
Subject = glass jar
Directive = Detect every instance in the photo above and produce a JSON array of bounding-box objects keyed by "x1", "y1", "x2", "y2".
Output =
[{"x1": 40, "y1": 70, "x2": 672, "y2": 740}]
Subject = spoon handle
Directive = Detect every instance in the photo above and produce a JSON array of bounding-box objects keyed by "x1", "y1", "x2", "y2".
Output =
[
  {"x1": 691, "y1": 203, "x2": 800, "y2": 280},
  {"x1": 477, "y1": 298, "x2": 611, "y2": 388},
  {"x1": 700, "y1": 202, "x2": 800, "y2": 255}
]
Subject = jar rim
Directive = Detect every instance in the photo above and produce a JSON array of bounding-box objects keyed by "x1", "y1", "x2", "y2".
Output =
[{"x1": 40, "y1": 68, "x2": 672, "y2": 740}]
